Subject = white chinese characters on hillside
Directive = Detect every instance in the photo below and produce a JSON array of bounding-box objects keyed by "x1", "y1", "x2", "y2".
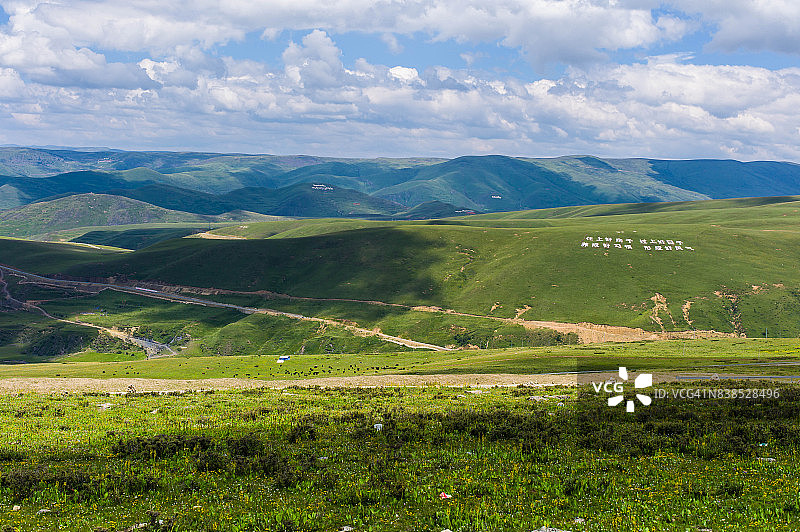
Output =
[{"x1": 579, "y1": 235, "x2": 695, "y2": 252}]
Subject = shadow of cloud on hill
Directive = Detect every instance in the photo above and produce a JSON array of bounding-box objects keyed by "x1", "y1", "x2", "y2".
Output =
[{"x1": 64, "y1": 227, "x2": 448, "y2": 306}]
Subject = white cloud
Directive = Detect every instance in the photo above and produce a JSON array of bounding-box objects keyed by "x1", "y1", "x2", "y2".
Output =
[
  {"x1": 282, "y1": 30, "x2": 345, "y2": 89},
  {"x1": 670, "y1": 0, "x2": 800, "y2": 54},
  {"x1": 0, "y1": 67, "x2": 24, "y2": 97},
  {"x1": 0, "y1": 2, "x2": 798, "y2": 161},
  {"x1": 380, "y1": 33, "x2": 403, "y2": 54},
  {"x1": 388, "y1": 66, "x2": 419, "y2": 84},
  {"x1": 4, "y1": 43, "x2": 798, "y2": 161},
  {"x1": 0, "y1": 0, "x2": 689, "y2": 70}
]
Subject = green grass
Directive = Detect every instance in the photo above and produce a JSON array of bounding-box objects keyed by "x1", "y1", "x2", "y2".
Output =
[
  {"x1": 2, "y1": 383, "x2": 800, "y2": 530},
  {"x1": 0, "y1": 311, "x2": 98, "y2": 363},
  {"x1": 1, "y1": 283, "x2": 409, "y2": 361},
  {"x1": 1, "y1": 338, "x2": 798, "y2": 380},
  {"x1": 3, "y1": 196, "x2": 800, "y2": 341},
  {"x1": 0, "y1": 194, "x2": 215, "y2": 238},
  {"x1": 72, "y1": 227, "x2": 209, "y2": 250},
  {"x1": 0, "y1": 236, "x2": 124, "y2": 271},
  {"x1": 201, "y1": 218, "x2": 408, "y2": 239},
  {"x1": 32, "y1": 221, "x2": 247, "y2": 245}
]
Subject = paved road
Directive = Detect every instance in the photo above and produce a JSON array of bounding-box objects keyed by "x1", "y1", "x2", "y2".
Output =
[{"x1": 0, "y1": 264, "x2": 450, "y2": 352}]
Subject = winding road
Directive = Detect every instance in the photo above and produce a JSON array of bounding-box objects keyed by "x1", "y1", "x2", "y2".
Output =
[
  {"x1": 1, "y1": 267, "x2": 176, "y2": 357},
  {"x1": 0, "y1": 264, "x2": 450, "y2": 352}
]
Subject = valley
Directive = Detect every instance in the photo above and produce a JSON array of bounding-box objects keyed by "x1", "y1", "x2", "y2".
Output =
[{"x1": 0, "y1": 149, "x2": 798, "y2": 532}]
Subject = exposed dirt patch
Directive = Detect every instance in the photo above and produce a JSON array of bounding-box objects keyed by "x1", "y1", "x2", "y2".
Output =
[
  {"x1": 0, "y1": 371, "x2": 742, "y2": 394},
  {"x1": 512, "y1": 318, "x2": 731, "y2": 343},
  {"x1": 715, "y1": 289, "x2": 745, "y2": 337},
  {"x1": 0, "y1": 374, "x2": 581, "y2": 394},
  {"x1": 192, "y1": 232, "x2": 246, "y2": 240},
  {"x1": 649, "y1": 293, "x2": 676, "y2": 332},
  {"x1": 514, "y1": 305, "x2": 531, "y2": 319},
  {"x1": 682, "y1": 300, "x2": 694, "y2": 327}
]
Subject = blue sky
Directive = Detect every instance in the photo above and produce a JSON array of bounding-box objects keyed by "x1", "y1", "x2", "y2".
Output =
[{"x1": 0, "y1": 1, "x2": 798, "y2": 161}]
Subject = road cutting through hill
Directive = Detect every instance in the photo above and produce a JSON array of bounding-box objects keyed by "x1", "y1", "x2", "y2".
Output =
[{"x1": 0, "y1": 264, "x2": 451, "y2": 352}]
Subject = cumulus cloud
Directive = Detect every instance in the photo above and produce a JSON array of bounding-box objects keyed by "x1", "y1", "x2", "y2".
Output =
[
  {"x1": 3, "y1": 34, "x2": 798, "y2": 161},
  {"x1": 0, "y1": 1, "x2": 798, "y2": 160},
  {"x1": 671, "y1": 0, "x2": 800, "y2": 54},
  {"x1": 0, "y1": 0, "x2": 690, "y2": 70},
  {"x1": 282, "y1": 30, "x2": 346, "y2": 89}
]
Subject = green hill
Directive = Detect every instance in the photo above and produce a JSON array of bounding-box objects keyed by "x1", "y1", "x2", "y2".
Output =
[
  {"x1": 395, "y1": 200, "x2": 479, "y2": 219},
  {"x1": 0, "y1": 171, "x2": 139, "y2": 208},
  {"x1": 106, "y1": 184, "x2": 232, "y2": 215},
  {"x1": 70, "y1": 227, "x2": 208, "y2": 250},
  {"x1": 111, "y1": 182, "x2": 405, "y2": 217},
  {"x1": 646, "y1": 159, "x2": 800, "y2": 199},
  {"x1": 371, "y1": 155, "x2": 604, "y2": 210},
  {"x1": 4, "y1": 195, "x2": 800, "y2": 338},
  {"x1": 0, "y1": 194, "x2": 281, "y2": 240},
  {"x1": 222, "y1": 183, "x2": 405, "y2": 217},
  {"x1": 0, "y1": 194, "x2": 215, "y2": 237}
]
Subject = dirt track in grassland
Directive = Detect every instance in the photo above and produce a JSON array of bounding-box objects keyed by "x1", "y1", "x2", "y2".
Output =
[
  {"x1": 0, "y1": 374, "x2": 585, "y2": 394},
  {"x1": 0, "y1": 371, "x2": 716, "y2": 394},
  {"x1": 135, "y1": 281, "x2": 736, "y2": 344},
  {"x1": 1, "y1": 265, "x2": 737, "y2": 346}
]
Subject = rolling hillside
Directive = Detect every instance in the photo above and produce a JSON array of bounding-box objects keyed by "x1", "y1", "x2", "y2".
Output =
[
  {"x1": 0, "y1": 194, "x2": 278, "y2": 238},
  {"x1": 0, "y1": 194, "x2": 211, "y2": 237},
  {"x1": 371, "y1": 155, "x2": 604, "y2": 210},
  {"x1": 0, "y1": 171, "x2": 139, "y2": 209},
  {"x1": 3, "y1": 196, "x2": 800, "y2": 338},
  {"x1": 1, "y1": 149, "x2": 800, "y2": 218},
  {"x1": 112, "y1": 182, "x2": 406, "y2": 217}
]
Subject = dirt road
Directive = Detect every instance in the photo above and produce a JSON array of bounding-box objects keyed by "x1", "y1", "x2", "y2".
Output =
[
  {"x1": 0, "y1": 373, "x2": 581, "y2": 394},
  {"x1": 119, "y1": 279, "x2": 736, "y2": 343},
  {"x1": 0, "y1": 264, "x2": 735, "y2": 347},
  {"x1": 0, "y1": 264, "x2": 450, "y2": 352},
  {"x1": 2, "y1": 268, "x2": 175, "y2": 357},
  {"x1": 0, "y1": 370, "x2": 769, "y2": 394}
]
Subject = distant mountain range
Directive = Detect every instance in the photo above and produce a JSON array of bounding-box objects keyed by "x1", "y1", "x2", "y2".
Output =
[{"x1": 0, "y1": 147, "x2": 799, "y2": 224}]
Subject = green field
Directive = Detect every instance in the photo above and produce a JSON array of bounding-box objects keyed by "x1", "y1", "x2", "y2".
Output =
[
  {"x1": 2, "y1": 382, "x2": 800, "y2": 530},
  {"x1": 0, "y1": 338, "x2": 796, "y2": 381},
  {"x1": 2, "y1": 193, "x2": 800, "y2": 531}
]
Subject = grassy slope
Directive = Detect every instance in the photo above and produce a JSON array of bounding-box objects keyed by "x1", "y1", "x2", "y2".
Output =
[
  {"x1": 372, "y1": 155, "x2": 604, "y2": 211},
  {"x1": 0, "y1": 194, "x2": 217, "y2": 237},
  {"x1": 111, "y1": 182, "x2": 405, "y2": 216},
  {"x1": 29, "y1": 222, "x2": 256, "y2": 246},
  {"x1": 0, "y1": 282, "x2": 407, "y2": 361},
  {"x1": 649, "y1": 159, "x2": 800, "y2": 199},
  {"x1": 531, "y1": 156, "x2": 711, "y2": 204},
  {"x1": 203, "y1": 219, "x2": 411, "y2": 239},
  {"x1": 2, "y1": 197, "x2": 800, "y2": 336},
  {"x1": 72, "y1": 227, "x2": 209, "y2": 250},
  {"x1": 0, "y1": 237, "x2": 124, "y2": 271}
]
